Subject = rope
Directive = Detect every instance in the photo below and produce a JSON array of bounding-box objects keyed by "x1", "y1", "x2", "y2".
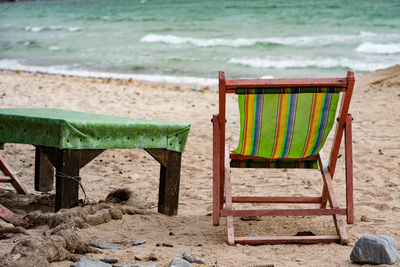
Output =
[{"x1": 56, "y1": 171, "x2": 95, "y2": 206}]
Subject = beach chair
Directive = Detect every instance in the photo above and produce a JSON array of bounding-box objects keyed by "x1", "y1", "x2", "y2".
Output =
[{"x1": 212, "y1": 70, "x2": 355, "y2": 245}]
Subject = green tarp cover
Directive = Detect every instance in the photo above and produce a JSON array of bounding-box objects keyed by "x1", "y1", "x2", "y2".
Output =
[{"x1": 0, "y1": 108, "x2": 190, "y2": 153}]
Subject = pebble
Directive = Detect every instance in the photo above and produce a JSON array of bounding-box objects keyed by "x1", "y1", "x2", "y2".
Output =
[
  {"x1": 88, "y1": 241, "x2": 122, "y2": 249},
  {"x1": 350, "y1": 235, "x2": 400, "y2": 265},
  {"x1": 361, "y1": 215, "x2": 371, "y2": 222},
  {"x1": 241, "y1": 216, "x2": 261, "y2": 221},
  {"x1": 168, "y1": 258, "x2": 191, "y2": 267},
  {"x1": 248, "y1": 232, "x2": 258, "y2": 237},
  {"x1": 182, "y1": 253, "x2": 205, "y2": 264},
  {"x1": 169, "y1": 232, "x2": 175, "y2": 236},
  {"x1": 72, "y1": 256, "x2": 112, "y2": 267},
  {"x1": 99, "y1": 257, "x2": 119, "y2": 264},
  {"x1": 162, "y1": 242, "x2": 173, "y2": 247},
  {"x1": 132, "y1": 239, "x2": 146, "y2": 246},
  {"x1": 379, "y1": 149, "x2": 384, "y2": 155}
]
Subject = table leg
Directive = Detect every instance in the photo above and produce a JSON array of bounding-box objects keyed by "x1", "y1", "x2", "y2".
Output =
[
  {"x1": 35, "y1": 146, "x2": 54, "y2": 192},
  {"x1": 55, "y1": 149, "x2": 81, "y2": 212},
  {"x1": 145, "y1": 149, "x2": 182, "y2": 216},
  {"x1": 37, "y1": 147, "x2": 104, "y2": 212}
]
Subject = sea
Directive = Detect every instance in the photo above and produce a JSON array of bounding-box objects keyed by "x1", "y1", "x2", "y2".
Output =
[{"x1": 0, "y1": 0, "x2": 399, "y2": 87}]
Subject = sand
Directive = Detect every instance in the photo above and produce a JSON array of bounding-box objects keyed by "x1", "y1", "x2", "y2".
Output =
[{"x1": 0, "y1": 66, "x2": 399, "y2": 266}]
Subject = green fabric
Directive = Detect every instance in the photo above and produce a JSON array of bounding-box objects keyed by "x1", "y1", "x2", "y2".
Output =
[
  {"x1": 233, "y1": 92, "x2": 339, "y2": 159},
  {"x1": 0, "y1": 108, "x2": 190, "y2": 153}
]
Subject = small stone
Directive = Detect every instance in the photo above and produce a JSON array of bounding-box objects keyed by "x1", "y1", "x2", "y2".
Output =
[
  {"x1": 88, "y1": 241, "x2": 121, "y2": 249},
  {"x1": 132, "y1": 239, "x2": 146, "y2": 246},
  {"x1": 162, "y1": 242, "x2": 173, "y2": 247},
  {"x1": 182, "y1": 253, "x2": 194, "y2": 263},
  {"x1": 169, "y1": 232, "x2": 175, "y2": 236},
  {"x1": 350, "y1": 235, "x2": 400, "y2": 265},
  {"x1": 168, "y1": 258, "x2": 191, "y2": 267},
  {"x1": 379, "y1": 149, "x2": 384, "y2": 155},
  {"x1": 182, "y1": 253, "x2": 204, "y2": 264},
  {"x1": 73, "y1": 256, "x2": 111, "y2": 267},
  {"x1": 99, "y1": 257, "x2": 119, "y2": 264},
  {"x1": 361, "y1": 215, "x2": 371, "y2": 222},
  {"x1": 240, "y1": 216, "x2": 261, "y2": 221},
  {"x1": 248, "y1": 232, "x2": 258, "y2": 237},
  {"x1": 193, "y1": 258, "x2": 205, "y2": 264},
  {"x1": 156, "y1": 243, "x2": 161, "y2": 247}
]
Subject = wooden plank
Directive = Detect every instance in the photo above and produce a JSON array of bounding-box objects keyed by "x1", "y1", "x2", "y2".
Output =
[
  {"x1": 35, "y1": 146, "x2": 54, "y2": 192},
  {"x1": 345, "y1": 114, "x2": 354, "y2": 224},
  {"x1": 0, "y1": 204, "x2": 27, "y2": 227},
  {"x1": 224, "y1": 144, "x2": 235, "y2": 245},
  {"x1": 224, "y1": 145, "x2": 232, "y2": 210},
  {"x1": 318, "y1": 156, "x2": 348, "y2": 244},
  {"x1": 218, "y1": 71, "x2": 226, "y2": 214},
  {"x1": 212, "y1": 114, "x2": 221, "y2": 226},
  {"x1": 231, "y1": 196, "x2": 322, "y2": 204},
  {"x1": 328, "y1": 70, "x2": 355, "y2": 178},
  {"x1": 55, "y1": 149, "x2": 81, "y2": 212},
  {"x1": 145, "y1": 148, "x2": 168, "y2": 166},
  {"x1": 220, "y1": 208, "x2": 346, "y2": 217},
  {"x1": 0, "y1": 155, "x2": 28, "y2": 194},
  {"x1": 227, "y1": 215, "x2": 235, "y2": 245},
  {"x1": 158, "y1": 150, "x2": 181, "y2": 216},
  {"x1": 235, "y1": 235, "x2": 340, "y2": 245},
  {"x1": 0, "y1": 176, "x2": 12, "y2": 183},
  {"x1": 79, "y1": 149, "x2": 105, "y2": 168},
  {"x1": 225, "y1": 77, "x2": 347, "y2": 90}
]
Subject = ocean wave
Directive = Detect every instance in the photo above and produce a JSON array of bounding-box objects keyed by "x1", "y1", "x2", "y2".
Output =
[
  {"x1": 48, "y1": 46, "x2": 61, "y2": 51},
  {"x1": 140, "y1": 33, "x2": 384, "y2": 48},
  {"x1": 355, "y1": 42, "x2": 400, "y2": 54},
  {"x1": 0, "y1": 59, "x2": 217, "y2": 87},
  {"x1": 229, "y1": 57, "x2": 392, "y2": 72},
  {"x1": 24, "y1": 26, "x2": 82, "y2": 32}
]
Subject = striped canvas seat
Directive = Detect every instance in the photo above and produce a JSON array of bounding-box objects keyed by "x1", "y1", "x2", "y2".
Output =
[{"x1": 233, "y1": 89, "x2": 341, "y2": 161}]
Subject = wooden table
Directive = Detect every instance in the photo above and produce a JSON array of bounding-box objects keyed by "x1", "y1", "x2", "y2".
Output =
[{"x1": 0, "y1": 108, "x2": 190, "y2": 215}]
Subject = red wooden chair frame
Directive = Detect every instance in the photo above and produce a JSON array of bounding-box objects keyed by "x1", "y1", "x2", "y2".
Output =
[
  {"x1": 0, "y1": 155, "x2": 28, "y2": 226},
  {"x1": 213, "y1": 70, "x2": 355, "y2": 245}
]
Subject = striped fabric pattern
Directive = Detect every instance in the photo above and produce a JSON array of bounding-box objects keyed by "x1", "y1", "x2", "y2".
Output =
[
  {"x1": 234, "y1": 91, "x2": 340, "y2": 159},
  {"x1": 230, "y1": 158, "x2": 318, "y2": 169},
  {"x1": 235, "y1": 87, "x2": 345, "y2": 95}
]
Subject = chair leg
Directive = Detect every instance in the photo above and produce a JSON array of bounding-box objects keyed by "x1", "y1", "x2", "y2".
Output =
[
  {"x1": 0, "y1": 155, "x2": 28, "y2": 194},
  {"x1": 213, "y1": 114, "x2": 221, "y2": 226},
  {"x1": 224, "y1": 145, "x2": 235, "y2": 245},
  {"x1": 345, "y1": 114, "x2": 354, "y2": 224},
  {"x1": 320, "y1": 167, "x2": 348, "y2": 244}
]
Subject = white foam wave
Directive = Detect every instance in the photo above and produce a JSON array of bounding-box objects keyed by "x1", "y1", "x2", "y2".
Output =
[
  {"x1": 48, "y1": 46, "x2": 61, "y2": 51},
  {"x1": 24, "y1": 26, "x2": 82, "y2": 32},
  {"x1": 229, "y1": 57, "x2": 392, "y2": 72},
  {"x1": 0, "y1": 59, "x2": 217, "y2": 87},
  {"x1": 355, "y1": 42, "x2": 400, "y2": 54},
  {"x1": 25, "y1": 26, "x2": 43, "y2": 32},
  {"x1": 140, "y1": 33, "x2": 359, "y2": 47},
  {"x1": 67, "y1": 27, "x2": 82, "y2": 32}
]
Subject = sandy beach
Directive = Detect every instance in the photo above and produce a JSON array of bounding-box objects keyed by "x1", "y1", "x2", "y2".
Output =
[{"x1": 0, "y1": 66, "x2": 399, "y2": 266}]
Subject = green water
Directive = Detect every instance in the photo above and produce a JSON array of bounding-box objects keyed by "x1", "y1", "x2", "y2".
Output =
[{"x1": 0, "y1": 0, "x2": 399, "y2": 85}]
